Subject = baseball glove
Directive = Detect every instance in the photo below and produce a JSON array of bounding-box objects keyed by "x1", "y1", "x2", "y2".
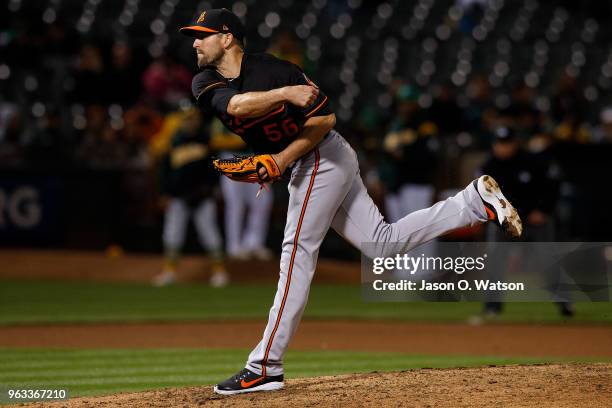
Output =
[{"x1": 212, "y1": 154, "x2": 282, "y2": 183}]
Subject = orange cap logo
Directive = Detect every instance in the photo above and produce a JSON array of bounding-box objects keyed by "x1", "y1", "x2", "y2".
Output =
[{"x1": 197, "y1": 11, "x2": 206, "y2": 23}]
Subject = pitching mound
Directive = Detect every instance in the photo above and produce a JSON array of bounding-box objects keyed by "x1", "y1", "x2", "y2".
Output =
[{"x1": 22, "y1": 364, "x2": 611, "y2": 407}]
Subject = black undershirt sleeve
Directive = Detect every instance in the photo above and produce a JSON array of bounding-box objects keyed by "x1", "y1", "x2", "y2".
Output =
[
  {"x1": 202, "y1": 87, "x2": 238, "y2": 116},
  {"x1": 191, "y1": 71, "x2": 238, "y2": 116}
]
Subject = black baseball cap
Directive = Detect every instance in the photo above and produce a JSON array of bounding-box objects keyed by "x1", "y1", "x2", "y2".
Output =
[{"x1": 180, "y1": 8, "x2": 245, "y2": 42}]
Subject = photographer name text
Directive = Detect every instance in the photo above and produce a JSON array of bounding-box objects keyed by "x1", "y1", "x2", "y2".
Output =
[{"x1": 372, "y1": 279, "x2": 525, "y2": 291}]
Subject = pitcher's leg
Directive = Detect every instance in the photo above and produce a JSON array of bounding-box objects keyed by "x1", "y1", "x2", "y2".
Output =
[
  {"x1": 396, "y1": 183, "x2": 437, "y2": 278},
  {"x1": 332, "y1": 174, "x2": 488, "y2": 256},
  {"x1": 246, "y1": 149, "x2": 355, "y2": 377}
]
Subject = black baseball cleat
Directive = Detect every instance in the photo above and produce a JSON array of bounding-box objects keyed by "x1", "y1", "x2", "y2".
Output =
[
  {"x1": 473, "y1": 175, "x2": 523, "y2": 238},
  {"x1": 213, "y1": 368, "x2": 284, "y2": 395},
  {"x1": 557, "y1": 302, "x2": 575, "y2": 318}
]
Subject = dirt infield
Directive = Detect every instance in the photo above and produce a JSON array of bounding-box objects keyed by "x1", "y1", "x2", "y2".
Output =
[
  {"x1": 0, "y1": 249, "x2": 359, "y2": 284},
  {"x1": 1, "y1": 321, "x2": 611, "y2": 357},
  {"x1": 19, "y1": 364, "x2": 611, "y2": 408}
]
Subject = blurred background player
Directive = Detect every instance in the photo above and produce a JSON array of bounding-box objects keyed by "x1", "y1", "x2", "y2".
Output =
[
  {"x1": 152, "y1": 108, "x2": 229, "y2": 287},
  {"x1": 382, "y1": 84, "x2": 439, "y2": 277},
  {"x1": 478, "y1": 125, "x2": 572, "y2": 317},
  {"x1": 382, "y1": 84, "x2": 439, "y2": 222},
  {"x1": 209, "y1": 119, "x2": 274, "y2": 260}
]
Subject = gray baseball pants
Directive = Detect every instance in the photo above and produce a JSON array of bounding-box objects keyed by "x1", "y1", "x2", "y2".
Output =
[
  {"x1": 246, "y1": 130, "x2": 488, "y2": 376},
  {"x1": 163, "y1": 198, "x2": 222, "y2": 253},
  {"x1": 220, "y1": 176, "x2": 273, "y2": 255}
]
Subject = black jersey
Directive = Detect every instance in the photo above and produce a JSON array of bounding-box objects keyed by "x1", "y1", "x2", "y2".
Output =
[
  {"x1": 160, "y1": 131, "x2": 217, "y2": 200},
  {"x1": 191, "y1": 53, "x2": 332, "y2": 154}
]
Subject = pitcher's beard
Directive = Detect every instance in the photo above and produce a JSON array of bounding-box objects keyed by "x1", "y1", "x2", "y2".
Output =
[
  {"x1": 197, "y1": 52, "x2": 222, "y2": 68},
  {"x1": 197, "y1": 55, "x2": 207, "y2": 68}
]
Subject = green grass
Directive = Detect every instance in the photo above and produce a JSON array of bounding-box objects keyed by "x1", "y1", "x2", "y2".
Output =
[
  {"x1": 0, "y1": 348, "x2": 605, "y2": 399},
  {"x1": 1, "y1": 280, "x2": 611, "y2": 325}
]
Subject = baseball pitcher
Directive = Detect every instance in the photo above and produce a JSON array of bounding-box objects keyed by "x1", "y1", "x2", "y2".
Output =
[{"x1": 180, "y1": 8, "x2": 522, "y2": 395}]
